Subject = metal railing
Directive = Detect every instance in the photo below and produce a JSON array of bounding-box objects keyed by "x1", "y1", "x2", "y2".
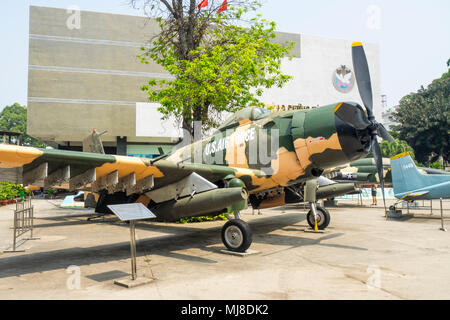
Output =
[
  {"x1": 3, "y1": 197, "x2": 39, "y2": 252},
  {"x1": 401, "y1": 199, "x2": 435, "y2": 214}
]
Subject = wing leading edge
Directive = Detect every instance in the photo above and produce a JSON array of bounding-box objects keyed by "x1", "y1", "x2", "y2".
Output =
[{"x1": 0, "y1": 144, "x2": 263, "y2": 195}]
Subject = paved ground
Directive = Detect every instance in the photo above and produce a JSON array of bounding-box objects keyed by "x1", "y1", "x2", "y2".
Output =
[{"x1": 0, "y1": 198, "x2": 449, "y2": 300}]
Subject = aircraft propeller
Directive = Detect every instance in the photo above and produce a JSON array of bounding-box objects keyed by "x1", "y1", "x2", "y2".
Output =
[{"x1": 334, "y1": 42, "x2": 395, "y2": 214}]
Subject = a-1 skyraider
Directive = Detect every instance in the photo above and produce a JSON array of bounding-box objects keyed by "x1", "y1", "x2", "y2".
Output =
[{"x1": 0, "y1": 43, "x2": 392, "y2": 252}]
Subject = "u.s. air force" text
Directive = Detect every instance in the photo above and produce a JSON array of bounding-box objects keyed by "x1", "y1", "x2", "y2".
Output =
[{"x1": 204, "y1": 128, "x2": 256, "y2": 156}]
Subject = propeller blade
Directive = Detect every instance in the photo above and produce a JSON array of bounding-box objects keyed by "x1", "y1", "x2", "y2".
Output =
[
  {"x1": 334, "y1": 103, "x2": 371, "y2": 130},
  {"x1": 372, "y1": 138, "x2": 387, "y2": 213},
  {"x1": 377, "y1": 123, "x2": 395, "y2": 142},
  {"x1": 352, "y1": 42, "x2": 389, "y2": 214},
  {"x1": 352, "y1": 42, "x2": 374, "y2": 119}
]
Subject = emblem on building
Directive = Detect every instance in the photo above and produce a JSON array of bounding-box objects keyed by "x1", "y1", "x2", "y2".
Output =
[{"x1": 332, "y1": 65, "x2": 354, "y2": 93}]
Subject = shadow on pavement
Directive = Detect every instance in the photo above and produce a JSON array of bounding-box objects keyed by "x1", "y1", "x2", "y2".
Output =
[{"x1": 0, "y1": 212, "x2": 367, "y2": 279}]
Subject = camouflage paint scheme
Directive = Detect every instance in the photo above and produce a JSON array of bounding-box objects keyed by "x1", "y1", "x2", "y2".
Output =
[
  {"x1": 167, "y1": 103, "x2": 369, "y2": 193},
  {"x1": 0, "y1": 102, "x2": 371, "y2": 219}
]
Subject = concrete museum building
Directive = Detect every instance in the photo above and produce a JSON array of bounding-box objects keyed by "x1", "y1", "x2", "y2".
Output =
[{"x1": 27, "y1": 6, "x2": 381, "y2": 158}]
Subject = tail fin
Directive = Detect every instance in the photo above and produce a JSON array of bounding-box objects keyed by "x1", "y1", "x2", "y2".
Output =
[
  {"x1": 390, "y1": 152, "x2": 425, "y2": 195},
  {"x1": 82, "y1": 129, "x2": 106, "y2": 154}
]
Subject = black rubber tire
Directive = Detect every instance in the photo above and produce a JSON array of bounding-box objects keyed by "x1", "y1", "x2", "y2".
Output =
[
  {"x1": 306, "y1": 206, "x2": 331, "y2": 230},
  {"x1": 221, "y1": 219, "x2": 252, "y2": 252}
]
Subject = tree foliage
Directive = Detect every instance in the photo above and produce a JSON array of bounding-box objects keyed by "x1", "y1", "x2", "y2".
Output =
[
  {"x1": 430, "y1": 161, "x2": 444, "y2": 170},
  {"x1": 391, "y1": 60, "x2": 449, "y2": 165},
  {"x1": 131, "y1": 0, "x2": 294, "y2": 137},
  {"x1": 379, "y1": 138, "x2": 415, "y2": 159},
  {"x1": 0, "y1": 103, "x2": 45, "y2": 147}
]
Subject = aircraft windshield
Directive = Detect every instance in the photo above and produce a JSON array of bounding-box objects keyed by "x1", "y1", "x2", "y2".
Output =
[{"x1": 218, "y1": 107, "x2": 271, "y2": 130}]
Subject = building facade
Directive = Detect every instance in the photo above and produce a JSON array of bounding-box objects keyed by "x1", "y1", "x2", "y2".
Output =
[
  {"x1": 27, "y1": 6, "x2": 381, "y2": 157},
  {"x1": 381, "y1": 106, "x2": 399, "y2": 131}
]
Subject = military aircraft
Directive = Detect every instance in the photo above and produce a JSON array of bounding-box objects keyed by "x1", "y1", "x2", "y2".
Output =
[
  {"x1": 83, "y1": 128, "x2": 357, "y2": 221},
  {"x1": 325, "y1": 157, "x2": 392, "y2": 185},
  {"x1": 326, "y1": 156, "x2": 449, "y2": 185},
  {"x1": 0, "y1": 42, "x2": 392, "y2": 252},
  {"x1": 390, "y1": 152, "x2": 450, "y2": 201}
]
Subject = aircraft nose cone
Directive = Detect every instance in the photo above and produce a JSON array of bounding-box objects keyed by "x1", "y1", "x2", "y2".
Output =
[
  {"x1": 335, "y1": 107, "x2": 371, "y2": 162},
  {"x1": 291, "y1": 103, "x2": 370, "y2": 172}
]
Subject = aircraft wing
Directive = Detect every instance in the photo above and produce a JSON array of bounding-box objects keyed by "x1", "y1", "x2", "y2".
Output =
[{"x1": 0, "y1": 144, "x2": 244, "y2": 194}]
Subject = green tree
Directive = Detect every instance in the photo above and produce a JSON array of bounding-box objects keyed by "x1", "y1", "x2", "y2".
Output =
[
  {"x1": 442, "y1": 58, "x2": 450, "y2": 79},
  {"x1": 132, "y1": 0, "x2": 294, "y2": 137},
  {"x1": 0, "y1": 103, "x2": 45, "y2": 147},
  {"x1": 391, "y1": 60, "x2": 449, "y2": 165},
  {"x1": 379, "y1": 138, "x2": 416, "y2": 159}
]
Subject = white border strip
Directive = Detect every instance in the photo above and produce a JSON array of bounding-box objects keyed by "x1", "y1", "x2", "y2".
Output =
[
  {"x1": 29, "y1": 34, "x2": 150, "y2": 48},
  {"x1": 29, "y1": 65, "x2": 174, "y2": 79},
  {"x1": 28, "y1": 97, "x2": 137, "y2": 106}
]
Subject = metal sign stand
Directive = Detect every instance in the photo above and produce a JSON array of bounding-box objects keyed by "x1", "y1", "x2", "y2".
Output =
[
  {"x1": 129, "y1": 220, "x2": 137, "y2": 280},
  {"x1": 107, "y1": 203, "x2": 156, "y2": 288}
]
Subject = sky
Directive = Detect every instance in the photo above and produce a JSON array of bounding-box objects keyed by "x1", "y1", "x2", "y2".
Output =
[{"x1": 0, "y1": 0, "x2": 449, "y2": 111}]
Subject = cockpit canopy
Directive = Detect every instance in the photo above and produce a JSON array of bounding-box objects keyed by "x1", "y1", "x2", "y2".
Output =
[{"x1": 218, "y1": 107, "x2": 271, "y2": 130}]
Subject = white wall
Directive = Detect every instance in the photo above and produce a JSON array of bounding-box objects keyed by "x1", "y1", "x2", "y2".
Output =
[
  {"x1": 135, "y1": 34, "x2": 382, "y2": 139},
  {"x1": 260, "y1": 34, "x2": 381, "y2": 121},
  {"x1": 136, "y1": 102, "x2": 182, "y2": 138}
]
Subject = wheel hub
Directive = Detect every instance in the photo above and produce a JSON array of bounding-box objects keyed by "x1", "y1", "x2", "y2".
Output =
[
  {"x1": 225, "y1": 226, "x2": 243, "y2": 248},
  {"x1": 310, "y1": 212, "x2": 323, "y2": 225}
]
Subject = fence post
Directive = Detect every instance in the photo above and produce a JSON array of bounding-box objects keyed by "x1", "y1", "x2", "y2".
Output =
[
  {"x1": 440, "y1": 198, "x2": 447, "y2": 232},
  {"x1": 12, "y1": 208, "x2": 17, "y2": 252},
  {"x1": 28, "y1": 198, "x2": 39, "y2": 240}
]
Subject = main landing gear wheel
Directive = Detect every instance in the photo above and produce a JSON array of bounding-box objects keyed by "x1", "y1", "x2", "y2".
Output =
[
  {"x1": 221, "y1": 219, "x2": 252, "y2": 252},
  {"x1": 306, "y1": 206, "x2": 331, "y2": 230}
]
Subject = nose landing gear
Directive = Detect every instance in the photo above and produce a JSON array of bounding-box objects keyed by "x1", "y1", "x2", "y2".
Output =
[
  {"x1": 306, "y1": 205, "x2": 331, "y2": 230},
  {"x1": 304, "y1": 178, "x2": 331, "y2": 231}
]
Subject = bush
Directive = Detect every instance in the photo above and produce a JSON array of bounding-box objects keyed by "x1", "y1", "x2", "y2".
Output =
[
  {"x1": 0, "y1": 182, "x2": 30, "y2": 200},
  {"x1": 177, "y1": 212, "x2": 231, "y2": 224},
  {"x1": 430, "y1": 162, "x2": 444, "y2": 170}
]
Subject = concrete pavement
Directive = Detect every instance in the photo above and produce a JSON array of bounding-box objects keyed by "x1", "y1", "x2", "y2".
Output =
[{"x1": 0, "y1": 198, "x2": 449, "y2": 299}]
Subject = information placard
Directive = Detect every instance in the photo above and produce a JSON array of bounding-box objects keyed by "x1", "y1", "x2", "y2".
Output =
[{"x1": 107, "y1": 203, "x2": 156, "y2": 221}]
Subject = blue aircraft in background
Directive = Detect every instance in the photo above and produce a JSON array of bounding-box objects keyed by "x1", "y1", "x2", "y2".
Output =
[{"x1": 390, "y1": 152, "x2": 450, "y2": 200}]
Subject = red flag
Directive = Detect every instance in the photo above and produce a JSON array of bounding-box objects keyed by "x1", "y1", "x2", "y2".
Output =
[
  {"x1": 217, "y1": 0, "x2": 227, "y2": 13},
  {"x1": 198, "y1": 0, "x2": 208, "y2": 10}
]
